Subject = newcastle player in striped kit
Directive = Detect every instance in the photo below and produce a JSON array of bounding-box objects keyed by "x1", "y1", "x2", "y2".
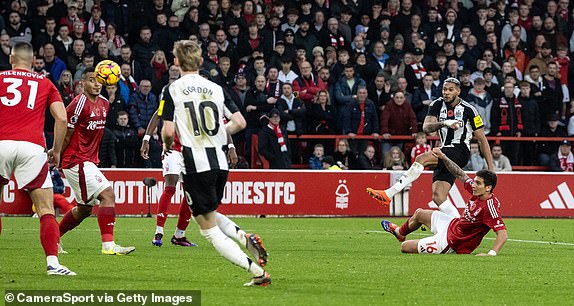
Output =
[
  {"x1": 368, "y1": 77, "x2": 494, "y2": 217},
  {"x1": 159, "y1": 40, "x2": 271, "y2": 286}
]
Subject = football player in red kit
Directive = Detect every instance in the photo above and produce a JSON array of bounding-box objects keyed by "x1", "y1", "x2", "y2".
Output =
[
  {"x1": 58, "y1": 67, "x2": 135, "y2": 255},
  {"x1": 0, "y1": 42, "x2": 75, "y2": 275},
  {"x1": 381, "y1": 147, "x2": 508, "y2": 256}
]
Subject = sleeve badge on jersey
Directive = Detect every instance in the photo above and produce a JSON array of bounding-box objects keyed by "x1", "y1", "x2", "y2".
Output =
[
  {"x1": 158, "y1": 99, "x2": 165, "y2": 116},
  {"x1": 70, "y1": 115, "x2": 78, "y2": 125},
  {"x1": 473, "y1": 115, "x2": 483, "y2": 128}
]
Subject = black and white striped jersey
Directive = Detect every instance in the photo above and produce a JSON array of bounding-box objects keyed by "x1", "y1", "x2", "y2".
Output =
[
  {"x1": 159, "y1": 73, "x2": 229, "y2": 173},
  {"x1": 427, "y1": 97, "x2": 484, "y2": 150}
]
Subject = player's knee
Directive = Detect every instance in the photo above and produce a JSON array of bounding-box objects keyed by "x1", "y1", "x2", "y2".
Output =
[
  {"x1": 400, "y1": 241, "x2": 416, "y2": 253},
  {"x1": 34, "y1": 203, "x2": 55, "y2": 217}
]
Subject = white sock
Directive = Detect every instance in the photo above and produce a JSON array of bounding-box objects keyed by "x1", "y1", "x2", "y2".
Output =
[
  {"x1": 47, "y1": 255, "x2": 59, "y2": 267},
  {"x1": 174, "y1": 229, "x2": 185, "y2": 238},
  {"x1": 387, "y1": 162, "x2": 424, "y2": 197},
  {"x1": 438, "y1": 201, "x2": 461, "y2": 218},
  {"x1": 156, "y1": 226, "x2": 164, "y2": 235},
  {"x1": 200, "y1": 226, "x2": 263, "y2": 277},
  {"x1": 216, "y1": 212, "x2": 247, "y2": 245},
  {"x1": 102, "y1": 241, "x2": 115, "y2": 250}
]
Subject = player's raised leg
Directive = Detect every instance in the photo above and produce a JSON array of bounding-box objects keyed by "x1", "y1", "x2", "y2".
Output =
[
  {"x1": 367, "y1": 152, "x2": 435, "y2": 205},
  {"x1": 98, "y1": 187, "x2": 135, "y2": 255},
  {"x1": 431, "y1": 180, "x2": 460, "y2": 217},
  {"x1": 216, "y1": 212, "x2": 268, "y2": 267},
  {"x1": 171, "y1": 199, "x2": 197, "y2": 246}
]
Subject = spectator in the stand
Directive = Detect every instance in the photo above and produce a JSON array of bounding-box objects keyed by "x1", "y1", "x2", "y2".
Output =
[
  {"x1": 99, "y1": 128, "x2": 118, "y2": 168},
  {"x1": 113, "y1": 111, "x2": 139, "y2": 168},
  {"x1": 383, "y1": 146, "x2": 408, "y2": 170},
  {"x1": 102, "y1": 0, "x2": 129, "y2": 38},
  {"x1": 237, "y1": 22, "x2": 260, "y2": 59},
  {"x1": 259, "y1": 108, "x2": 291, "y2": 169},
  {"x1": 333, "y1": 138, "x2": 357, "y2": 170},
  {"x1": 59, "y1": 2, "x2": 85, "y2": 33},
  {"x1": 278, "y1": 56, "x2": 298, "y2": 84},
  {"x1": 260, "y1": 15, "x2": 283, "y2": 58},
  {"x1": 277, "y1": 82, "x2": 305, "y2": 136},
  {"x1": 34, "y1": 17, "x2": 64, "y2": 56},
  {"x1": 492, "y1": 82, "x2": 524, "y2": 165},
  {"x1": 396, "y1": 77, "x2": 412, "y2": 104},
  {"x1": 215, "y1": 57, "x2": 235, "y2": 89},
  {"x1": 295, "y1": 20, "x2": 318, "y2": 60},
  {"x1": 379, "y1": 91, "x2": 417, "y2": 154},
  {"x1": 265, "y1": 67, "x2": 283, "y2": 101},
  {"x1": 95, "y1": 42, "x2": 113, "y2": 63},
  {"x1": 309, "y1": 89, "x2": 336, "y2": 134},
  {"x1": 410, "y1": 132, "x2": 432, "y2": 165},
  {"x1": 43, "y1": 42, "x2": 66, "y2": 82},
  {"x1": 87, "y1": 31, "x2": 105, "y2": 57},
  {"x1": 56, "y1": 70, "x2": 74, "y2": 106},
  {"x1": 334, "y1": 63, "x2": 365, "y2": 116},
  {"x1": 293, "y1": 60, "x2": 326, "y2": 104},
  {"x1": 309, "y1": 144, "x2": 325, "y2": 170},
  {"x1": 87, "y1": 5, "x2": 106, "y2": 37},
  {"x1": 70, "y1": 20, "x2": 87, "y2": 43},
  {"x1": 356, "y1": 145, "x2": 380, "y2": 170},
  {"x1": 467, "y1": 78, "x2": 494, "y2": 136},
  {"x1": 150, "y1": 50, "x2": 168, "y2": 84},
  {"x1": 412, "y1": 74, "x2": 439, "y2": 126},
  {"x1": 104, "y1": 83, "x2": 126, "y2": 129},
  {"x1": 128, "y1": 79, "x2": 158, "y2": 166},
  {"x1": 132, "y1": 26, "x2": 159, "y2": 81},
  {"x1": 464, "y1": 140, "x2": 487, "y2": 171},
  {"x1": 368, "y1": 72, "x2": 392, "y2": 112},
  {"x1": 245, "y1": 75, "x2": 275, "y2": 162},
  {"x1": 106, "y1": 23, "x2": 125, "y2": 57},
  {"x1": 56, "y1": 25, "x2": 73, "y2": 52},
  {"x1": 245, "y1": 56, "x2": 266, "y2": 87},
  {"x1": 32, "y1": 57, "x2": 50, "y2": 78},
  {"x1": 550, "y1": 140, "x2": 574, "y2": 172},
  {"x1": 354, "y1": 52, "x2": 378, "y2": 86},
  {"x1": 526, "y1": 42, "x2": 553, "y2": 74},
  {"x1": 66, "y1": 39, "x2": 85, "y2": 75},
  {"x1": 73, "y1": 54, "x2": 93, "y2": 82},
  {"x1": 3, "y1": 11, "x2": 32, "y2": 45},
  {"x1": 541, "y1": 62, "x2": 564, "y2": 121},
  {"x1": 342, "y1": 86, "x2": 379, "y2": 154},
  {"x1": 117, "y1": 45, "x2": 143, "y2": 82},
  {"x1": 492, "y1": 144, "x2": 513, "y2": 171},
  {"x1": 517, "y1": 81, "x2": 541, "y2": 165},
  {"x1": 119, "y1": 63, "x2": 138, "y2": 103},
  {"x1": 538, "y1": 114, "x2": 567, "y2": 166},
  {"x1": 323, "y1": 17, "x2": 347, "y2": 50}
]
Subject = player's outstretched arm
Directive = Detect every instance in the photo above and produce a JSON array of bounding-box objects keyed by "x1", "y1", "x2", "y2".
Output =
[
  {"x1": 474, "y1": 128, "x2": 494, "y2": 171},
  {"x1": 225, "y1": 112, "x2": 247, "y2": 135},
  {"x1": 141, "y1": 110, "x2": 161, "y2": 159},
  {"x1": 422, "y1": 116, "x2": 445, "y2": 134},
  {"x1": 48, "y1": 101, "x2": 67, "y2": 166},
  {"x1": 476, "y1": 229, "x2": 508, "y2": 257},
  {"x1": 432, "y1": 147, "x2": 470, "y2": 182}
]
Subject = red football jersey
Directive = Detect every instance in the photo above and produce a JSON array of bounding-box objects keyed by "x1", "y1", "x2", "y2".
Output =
[
  {"x1": 62, "y1": 94, "x2": 110, "y2": 168},
  {"x1": 0, "y1": 69, "x2": 62, "y2": 147},
  {"x1": 447, "y1": 178, "x2": 507, "y2": 254}
]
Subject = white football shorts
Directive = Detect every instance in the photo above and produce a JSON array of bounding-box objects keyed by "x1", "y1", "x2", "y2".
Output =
[
  {"x1": 0, "y1": 140, "x2": 52, "y2": 190},
  {"x1": 63, "y1": 161, "x2": 111, "y2": 206},
  {"x1": 417, "y1": 211, "x2": 456, "y2": 254},
  {"x1": 162, "y1": 150, "x2": 184, "y2": 177}
]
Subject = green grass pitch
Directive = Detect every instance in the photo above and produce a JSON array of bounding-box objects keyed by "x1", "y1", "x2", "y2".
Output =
[{"x1": 1, "y1": 217, "x2": 574, "y2": 305}]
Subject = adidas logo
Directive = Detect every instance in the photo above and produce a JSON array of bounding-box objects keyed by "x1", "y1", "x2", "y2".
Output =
[
  {"x1": 428, "y1": 184, "x2": 466, "y2": 209},
  {"x1": 539, "y1": 182, "x2": 574, "y2": 209},
  {"x1": 90, "y1": 111, "x2": 96, "y2": 117}
]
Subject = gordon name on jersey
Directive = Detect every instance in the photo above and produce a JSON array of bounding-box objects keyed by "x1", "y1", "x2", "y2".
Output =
[{"x1": 159, "y1": 74, "x2": 229, "y2": 173}]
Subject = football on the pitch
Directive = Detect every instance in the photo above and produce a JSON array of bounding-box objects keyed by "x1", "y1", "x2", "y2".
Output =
[{"x1": 95, "y1": 60, "x2": 121, "y2": 86}]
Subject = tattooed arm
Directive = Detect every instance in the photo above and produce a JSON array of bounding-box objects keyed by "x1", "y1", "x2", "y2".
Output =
[{"x1": 431, "y1": 147, "x2": 470, "y2": 183}]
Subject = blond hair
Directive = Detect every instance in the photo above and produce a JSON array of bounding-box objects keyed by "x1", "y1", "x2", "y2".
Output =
[{"x1": 173, "y1": 40, "x2": 202, "y2": 72}]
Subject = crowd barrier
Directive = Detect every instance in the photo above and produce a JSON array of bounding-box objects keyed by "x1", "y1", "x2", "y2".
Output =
[{"x1": 2, "y1": 169, "x2": 574, "y2": 218}]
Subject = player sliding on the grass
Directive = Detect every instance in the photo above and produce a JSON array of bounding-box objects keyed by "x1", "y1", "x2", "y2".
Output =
[
  {"x1": 0, "y1": 42, "x2": 75, "y2": 275},
  {"x1": 367, "y1": 77, "x2": 494, "y2": 218},
  {"x1": 160, "y1": 40, "x2": 270, "y2": 286},
  {"x1": 58, "y1": 67, "x2": 135, "y2": 256},
  {"x1": 381, "y1": 147, "x2": 508, "y2": 256}
]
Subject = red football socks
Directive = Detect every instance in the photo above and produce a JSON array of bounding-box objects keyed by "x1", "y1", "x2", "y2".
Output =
[
  {"x1": 40, "y1": 214, "x2": 59, "y2": 256},
  {"x1": 97, "y1": 206, "x2": 115, "y2": 242},
  {"x1": 399, "y1": 218, "x2": 415, "y2": 237},
  {"x1": 177, "y1": 200, "x2": 191, "y2": 231},
  {"x1": 59, "y1": 208, "x2": 82, "y2": 237},
  {"x1": 156, "y1": 186, "x2": 176, "y2": 227}
]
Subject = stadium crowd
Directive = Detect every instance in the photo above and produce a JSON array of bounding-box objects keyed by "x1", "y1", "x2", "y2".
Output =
[{"x1": 2, "y1": 0, "x2": 573, "y2": 171}]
